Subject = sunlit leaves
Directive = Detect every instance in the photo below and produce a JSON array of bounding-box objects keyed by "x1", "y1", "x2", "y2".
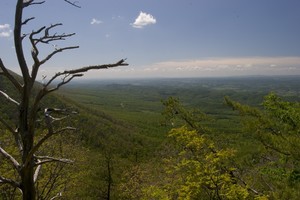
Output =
[
  {"x1": 163, "y1": 126, "x2": 247, "y2": 200},
  {"x1": 226, "y1": 92, "x2": 300, "y2": 198}
]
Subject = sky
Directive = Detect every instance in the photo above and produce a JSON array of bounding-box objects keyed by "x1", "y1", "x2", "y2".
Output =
[{"x1": 1, "y1": 0, "x2": 300, "y2": 80}]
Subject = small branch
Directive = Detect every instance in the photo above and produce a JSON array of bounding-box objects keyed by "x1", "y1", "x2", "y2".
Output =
[
  {"x1": 0, "y1": 58, "x2": 22, "y2": 91},
  {"x1": 22, "y1": 17, "x2": 35, "y2": 25},
  {"x1": 64, "y1": 0, "x2": 81, "y2": 8},
  {"x1": 50, "y1": 192, "x2": 63, "y2": 200},
  {"x1": 0, "y1": 176, "x2": 20, "y2": 189},
  {"x1": 45, "y1": 59, "x2": 128, "y2": 88},
  {"x1": 49, "y1": 116, "x2": 68, "y2": 123},
  {"x1": 31, "y1": 23, "x2": 75, "y2": 45},
  {"x1": 48, "y1": 74, "x2": 83, "y2": 93},
  {"x1": 35, "y1": 156, "x2": 74, "y2": 166},
  {"x1": 259, "y1": 138, "x2": 291, "y2": 156},
  {"x1": 21, "y1": 33, "x2": 29, "y2": 41},
  {"x1": 0, "y1": 90, "x2": 20, "y2": 106},
  {"x1": 23, "y1": 0, "x2": 45, "y2": 8},
  {"x1": 0, "y1": 117, "x2": 23, "y2": 153},
  {"x1": 29, "y1": 23, "x2": 78, "y2": 82},
  {"x1": 26, "y1": 108, "x2": 76, "y2": 167},
  {"x1": 34, "y1": 162, "x2": 42, "y2": 183},
  {"x1": 233, "y1": 172, "x2": 259, "y2": 195},
  {"x1": 27, "y1": 108, "x2": 75, "y2": 166},
  {"x1": 40, "y1": 46, "x2": 79, "y2": 65},
  {"x1": 0, "y1": 116, "x2": 16, "y2": 135},
  {"x1": 0, "y1": 146, "x2": 20, "y2": 170},
  {"x1": 30, "y1": 126, "x2": 76, "y2": 161}
]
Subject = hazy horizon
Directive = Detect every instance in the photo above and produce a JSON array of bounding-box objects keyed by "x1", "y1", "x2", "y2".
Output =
[{"x1": 1, "y1": 1, "x2": 300, "y2": 80}]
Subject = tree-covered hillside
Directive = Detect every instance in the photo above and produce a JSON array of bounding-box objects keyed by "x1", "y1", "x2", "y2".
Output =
[
  {"x1": 0, "y1": 75, "x2": 148, "y2": 199},
  {"x1": 2, "y1": 76, "x2": 300, "y2": 199}
]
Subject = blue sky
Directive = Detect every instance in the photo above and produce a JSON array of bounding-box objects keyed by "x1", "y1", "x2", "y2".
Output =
[{"x1": 1, "y1": 0, "x2": 300, "y2": 79}]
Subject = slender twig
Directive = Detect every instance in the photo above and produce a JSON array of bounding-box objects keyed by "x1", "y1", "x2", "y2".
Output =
[
  {"x1": 0, "y1": 90, "x2": 20, "y2": 106},
  {"x1": 0, "y1": 59, "x2": 22, "y2": 91},
  {"x1": 35, "y1": 156, "x2": 73, "y2": 166},
  {"x1": 0, "y1": 176, "x2": 20, "y2": 188},
  {"x1": 0, "y1": 116, "x2": 23, "y2": 152},
  {"x1": 30, "y1": 126, "x2": 76, "y2": 162},
  {"x1": 29, "y1": 23, "x2": 78, "y2": 82},
  {"x1": 50, "y1": 192, "x2": 62, "y2": 200},
  {"x1": 34, "y1": 163, "x2": 42, "y2": 183},
  {"x1": 0, "y1": 116, "x2": 16, "y2": 135},
  {"x1": 0, "y1": 146, "x2": 20, "y2": 170},
  {"x1": 23, "y1": 0, "x2": 45, "y2": 8},
  {"x1": 64, "y1": 0, "x2": 81, "y2": 8},
  {"x1": 22, "y1": 17, "x2": 35, "y2": 25},
  {"x1": 40, "y1": 46, "x2": 79, "y2": 65}
]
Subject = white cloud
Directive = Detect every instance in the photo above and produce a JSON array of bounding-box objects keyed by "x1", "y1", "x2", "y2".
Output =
[
  {"x1": 0, "y1": 23, "x2": 12, "y2": 38},
  {"x1": 0, "y1": 24, "x2": 10, "y2": 29},
  {"x1": 90, "y1": 18, "x2": 102, "y2": 25},
  {"x1": 131, "y1": 11, "x2": 156, "y2": 28}
]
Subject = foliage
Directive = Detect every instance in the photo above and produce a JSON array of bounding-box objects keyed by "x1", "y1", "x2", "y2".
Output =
[
  {"x1": 225, "y1": 92, "x2": 300, "y2": 198},
  {"x1": 139, "y1": 97, "x2": 260, "y2": 200},
  {"x1": 3, "y1": 74, "x2": 300, "y2": 199},
  {"x1": 159, "y1": 126, "x2": 249, "y2": 200}
]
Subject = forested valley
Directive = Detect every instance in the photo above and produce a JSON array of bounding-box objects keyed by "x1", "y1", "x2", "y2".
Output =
[
  {"x1": 1, "y1": 1, "x2": 300, "y2": 199},
  {"x1": 2, "y1": 75, "x2": 300, "y2": 199}
]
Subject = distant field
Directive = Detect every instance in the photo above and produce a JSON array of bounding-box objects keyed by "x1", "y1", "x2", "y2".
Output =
[{"x1": 59, "y1": 76, "x2": 300, "y2": 137}]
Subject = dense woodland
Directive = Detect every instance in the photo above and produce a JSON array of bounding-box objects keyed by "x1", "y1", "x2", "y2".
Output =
[{"x1": 1, "y1": 75, "x2": 300, "y2": 199}]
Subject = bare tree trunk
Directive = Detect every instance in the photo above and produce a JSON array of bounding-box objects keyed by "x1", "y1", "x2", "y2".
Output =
[
  {"x1": 20, "y1": 163, "x2": 35, "y2": 200},
  {"x1": 19, "y1": 85, "x2": 36, "y2": 200}
]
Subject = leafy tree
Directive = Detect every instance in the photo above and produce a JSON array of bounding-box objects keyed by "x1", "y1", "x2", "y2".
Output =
[
  {"x1": 0, "y1": 1, "x2": 127, "y2": 199},
  {"x1": 225, "y1": 92, "x2": 300, "y2": 199},
  {"x1": 136, "y1": 97, "x2": 267, "y2": 199}
]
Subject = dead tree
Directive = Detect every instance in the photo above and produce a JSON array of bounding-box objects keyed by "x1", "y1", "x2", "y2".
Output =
[{"x1": 0, "y1": 0, "x2": 128, "y2": 199}]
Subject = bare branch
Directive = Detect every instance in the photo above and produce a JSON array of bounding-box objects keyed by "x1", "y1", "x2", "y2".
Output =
[
  {"x1": 50, "y1": 192, "x2": 63, "y2": 200},
  {"x1": 21, "y1": 33, "x2": 29, "y2": 41},
  {"x1": 48, "y1": 116, "x2": 68, "y2": 123},
  {"x1": 30, "y1": 26, "x2": 46, "y2": 41},
  {"x1": 34, "y1": 163, "x2": 42, "y2": 183},
  {"x1": 22, "y1": 17, "x2": 35, "y2": 25},
  {"x1": 45, "y1": 59, "x2": 128, "y2": 88},
  {"x1": 0, "y1": 117, "x2": 16, "y2": 135},
  {"x1": 0, "y1": 176, "x2": 20, "y2": 189},
  {"x1": 35, "y1": 156, "x2": 74, "y2": 166},
  {"x1": 0, "y1": 90, "x2": 20, "y2": 106},
  {"x1": 0, "y1": 59, "x2": 22, "y2": 91},
  {"x1": 23, "y1": 0, "x2": 45, "y2": 8},
  {"x1": 0, "y1": 146, "x2": 20, "y2": 170},
  {"x1": 29, "y1": 126, "x2": 76, "y2": 161},
  {"x1": 29, "y1": 23, "x2": 78, "y2": 82},
  {"x1": 0, "y1": 117, "x2": 23, "y2": 152},
  {"x1": 48, "y1": 74, "x2": 83, "y2": 93},
  {"x1": 25, "y1": 108, "x2": 76, "y2": 166},
  {"x1": 40, "y1": 46, "x2": 79, "y2": 65},
  {"x1": 30, "y1": 23, "x2": 76, "y2": 45},
  {"x1": 64, "y1": 0, "x2": 81, "y2": 8}
]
